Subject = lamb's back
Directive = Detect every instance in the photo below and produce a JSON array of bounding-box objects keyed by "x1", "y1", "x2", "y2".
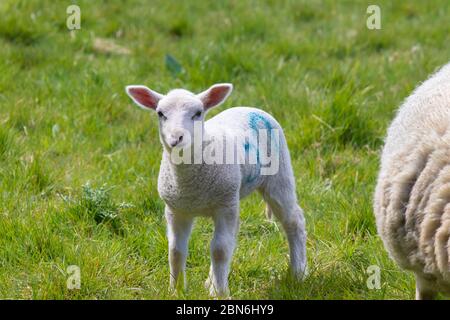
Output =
[
  {"x1": 205, "y1": 107, "x2": 282, "y2": 134},
  {"x1": 206, "y1": 107, "x2": 288, "y2": 198}
]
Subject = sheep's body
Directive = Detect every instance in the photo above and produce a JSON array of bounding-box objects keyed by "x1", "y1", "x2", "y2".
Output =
[
  {"x1": 374, "y1": 63, "x2": 450, "y2": 299},
  {"x1": 159, "y1": 107, "x2": 307, "y2": 296}
]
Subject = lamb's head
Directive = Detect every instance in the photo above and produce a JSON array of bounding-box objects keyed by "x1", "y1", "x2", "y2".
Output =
[{"x1": 125, "y1": 83, "x2": 233, "y2": 149}]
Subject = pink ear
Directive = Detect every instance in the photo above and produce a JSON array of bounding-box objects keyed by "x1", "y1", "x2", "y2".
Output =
[
  {"x1": 197, "y1": 83, "x2": 233, "y2": 109},
  {"x1": 125, "y1": 85, "x2": 164, "y2": 110}
]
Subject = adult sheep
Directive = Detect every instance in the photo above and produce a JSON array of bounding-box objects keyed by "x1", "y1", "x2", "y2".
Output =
[
  {"x1": 125, "y1": 83, "x2": 307, "y2": 297},
  {"x1": 374, "y1": 63, "x2": 450, "y2": 299}
]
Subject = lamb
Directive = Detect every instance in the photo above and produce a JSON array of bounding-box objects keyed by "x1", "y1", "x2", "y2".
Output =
[
  {"x1": 374, "y1": 62, "x2": 450, "y2": 299},
  {"x1": 125, "y1": 83, "x2": 307, "y2": 297}
]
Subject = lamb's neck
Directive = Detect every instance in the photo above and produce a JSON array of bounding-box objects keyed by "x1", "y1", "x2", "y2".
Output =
[
  {"x1": 161, "y1": 146, "x2": 207, "y2": 185},
  {"x1": 163, "y1": 151, "x2": 193, "y2": 174}
]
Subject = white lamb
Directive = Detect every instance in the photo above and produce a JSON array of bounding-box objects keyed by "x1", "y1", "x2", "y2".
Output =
[
  {"x1": 125, "y1": 83, "x2": 307, "y2": 297},
  {"x1": 374, "y1": 63, "x2": 450, "y2": 299}
]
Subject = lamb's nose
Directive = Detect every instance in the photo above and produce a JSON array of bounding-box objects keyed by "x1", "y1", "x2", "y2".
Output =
[{"x1": 170, "y1": 134, "x2": 183, "y2": 147}]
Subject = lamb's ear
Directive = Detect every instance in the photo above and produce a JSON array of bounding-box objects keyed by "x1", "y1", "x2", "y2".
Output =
[
  {"x1": 125, "y1": 85, "x2": 164, "y2": 110},
  {"x1": 197, "y1": 83, "x2": 233, "y2": 109}
]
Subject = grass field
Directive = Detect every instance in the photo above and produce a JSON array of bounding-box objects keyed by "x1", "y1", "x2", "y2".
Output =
[{"x1": 0, "y1": 0, "x2": 449, "y2": 299}]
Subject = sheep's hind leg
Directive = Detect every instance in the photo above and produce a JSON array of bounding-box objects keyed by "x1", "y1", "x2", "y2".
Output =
[
  {"x1": 206, "y1": 205, "x2": 239, "y2": 297},
  {"x1": 165, "y1": 207, "x2": 194, "y2": 292},
  {"x1": 415, "y1": 274, "x2": 437, "y2": 300},
  {"x1": 260, "y1": 187, "x2": 307, "y2": 279}
]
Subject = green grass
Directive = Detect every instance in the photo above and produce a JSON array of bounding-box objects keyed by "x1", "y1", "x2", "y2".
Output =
[{"x1": 0, "y1": 0, "x2": 448, "y2": 299}]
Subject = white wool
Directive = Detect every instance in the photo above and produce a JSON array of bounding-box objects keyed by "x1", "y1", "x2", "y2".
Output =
[
  {"x1": 126, "y1": 84, "x2": 307, "y2": 297},
  {"x1": 374, "y1": 63, "x2": 450, "y2": 299}
]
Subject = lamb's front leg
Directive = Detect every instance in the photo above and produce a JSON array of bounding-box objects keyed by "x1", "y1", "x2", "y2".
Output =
[
  {"x1": 207, "y1": 205, "x2": 239, "y2": 297},
  {"x1": 165, "y1": 207, "x2": 193, "y2": 292}
]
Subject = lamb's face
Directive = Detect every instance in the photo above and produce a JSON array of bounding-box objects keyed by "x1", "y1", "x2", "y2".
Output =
[
  {"x1": 156, "y1": 90, "x2": 204, "y2": 149},
  {"x1": 125, "y1": 83, "x2": 233, "y2": 149}
]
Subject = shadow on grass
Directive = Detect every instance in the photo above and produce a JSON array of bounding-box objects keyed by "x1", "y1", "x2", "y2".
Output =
[{"x1": 265, "y1": 267, "x2": 383, "y2": 300}]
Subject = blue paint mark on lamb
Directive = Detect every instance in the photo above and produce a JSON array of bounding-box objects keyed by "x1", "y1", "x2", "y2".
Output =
[
  {"x1": 244, "y1": 112, "x2": 279, "y2": 183},
  {"x1": 248, "y1": 112, "x2": 279, "y2": 152}
]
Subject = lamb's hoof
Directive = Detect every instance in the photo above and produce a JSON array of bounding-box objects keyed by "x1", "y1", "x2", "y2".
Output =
[
  {"x1": 204, "y1": 277, "x2": 211, "y2": 289},
  {"x1": 299, "y1": 265, "x2": 309, "y2": 280},
  {"x1": 168, "y1": 285, "x2": 177, "y2": 296},
  {"x1": 292, "y1": 264, "x2": 308, "y2": 281},
  {"x1": 169, "y1": 279, "x2": 186, "y2": 296},
  {"x1": 209, "y1": 287, "x2": 230, "y2": 299},
  {"x1": 205, "y1": 280, "x2": 230, "y2": 299}
]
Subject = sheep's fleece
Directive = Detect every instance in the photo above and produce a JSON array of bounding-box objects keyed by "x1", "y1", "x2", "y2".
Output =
[{"x1": 374, "y1": 62, "x2": 450, "y2": 299}]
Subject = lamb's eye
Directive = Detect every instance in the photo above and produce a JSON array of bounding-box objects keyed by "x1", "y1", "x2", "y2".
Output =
[
  {"x1": 192, "y1": 111, "x2": 202, "y2": 119},
  {"x1": 157, "y1": 111, "x2": 167, "y2": 120}
]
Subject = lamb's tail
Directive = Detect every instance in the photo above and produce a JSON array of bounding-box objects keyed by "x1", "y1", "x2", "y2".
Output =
[{"x1": 265, "y1": 204, "x2": 273, "y2": 220}]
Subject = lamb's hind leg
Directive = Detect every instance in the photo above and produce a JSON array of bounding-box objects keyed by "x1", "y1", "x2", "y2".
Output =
[
  {"x1": 206, "y1": 205, "x2": 239, "y2": 297},
  {"x1": 165, "y1": 207, "x2": 194, "y2": 292},
  {"x1": 260, "y1": 186, "x2": 307, "y2": 279}
]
